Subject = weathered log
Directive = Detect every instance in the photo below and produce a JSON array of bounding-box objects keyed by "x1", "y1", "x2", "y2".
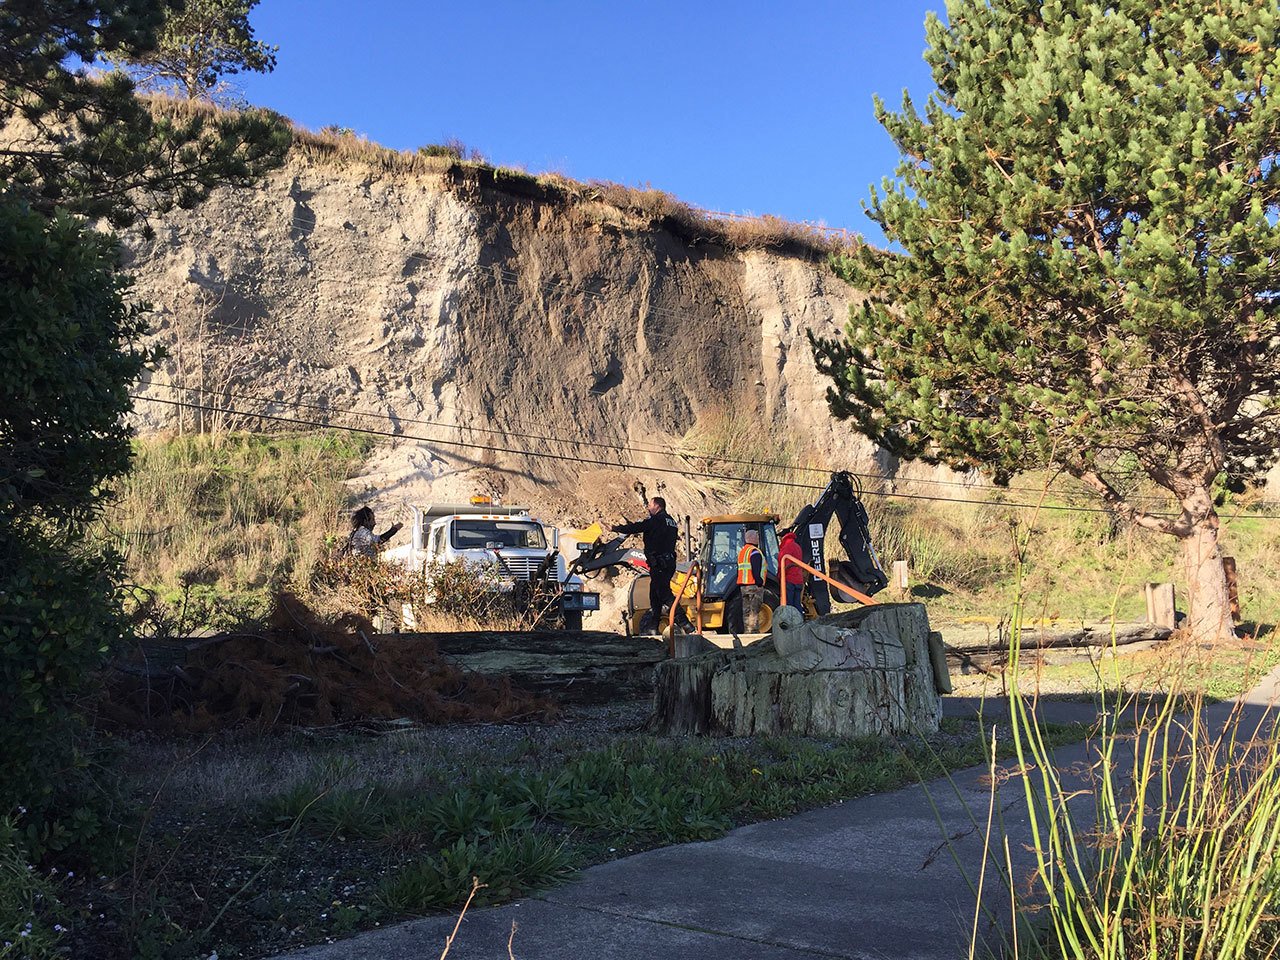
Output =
[
  {"x1": 1013, "y1": 622, "x2": 1172, "y2": 649},
  {"x1": 424, "y1": 630, "x2": 667, "y2": 704},
  {"x1": 944, "y1": 622, "x2": 1174, "y2": 673},
  {"x1": 941, "y1": 622, "x2": 1173, "y2": 657},
  {"x1": 653, "y1": 603, "x2": 944, "y2": 737}
]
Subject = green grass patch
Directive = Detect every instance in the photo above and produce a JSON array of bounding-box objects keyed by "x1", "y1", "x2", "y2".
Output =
[{"x1": 378, "y1": 833, "x2": 578, "y2": 912}]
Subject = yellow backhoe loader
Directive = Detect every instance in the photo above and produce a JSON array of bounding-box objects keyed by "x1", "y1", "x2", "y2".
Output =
[{"x1": 575, "y1": 472, "x2": 889, "y2": 637}]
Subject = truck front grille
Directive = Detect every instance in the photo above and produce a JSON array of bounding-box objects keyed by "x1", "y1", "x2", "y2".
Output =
[{"x1": 494, "y1": 556, "x2": 558, "y2": 581}]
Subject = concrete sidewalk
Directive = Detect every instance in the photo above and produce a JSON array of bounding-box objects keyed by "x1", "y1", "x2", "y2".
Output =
[{"x1": 279, "y1": 681, "x2": 1279, "y2": 960}]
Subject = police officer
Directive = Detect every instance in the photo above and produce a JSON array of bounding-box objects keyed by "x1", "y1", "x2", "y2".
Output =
[{"x1": 611, "y1": 496, "x2": 680, "y2": 631}]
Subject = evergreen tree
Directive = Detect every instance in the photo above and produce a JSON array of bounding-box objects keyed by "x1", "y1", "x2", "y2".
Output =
[
  {"x1": 108, "y1": 0, "x2": 277, "y2": 102},
  {"x1": 0, "y1": 0, "x2": 288, "y2": 850},
  {"x1": 2, "y1": 2, "x2": 288, "y2": 228},
  {"x1": 813, "y1": 0, "x2": 1279, "y2": 642}
]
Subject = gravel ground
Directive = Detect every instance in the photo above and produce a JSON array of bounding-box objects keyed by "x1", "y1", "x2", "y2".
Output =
[{"x1": 115, "y1": 700, "x2": 657, "y2": 813}]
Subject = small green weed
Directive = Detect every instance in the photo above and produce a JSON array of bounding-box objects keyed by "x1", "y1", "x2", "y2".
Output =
[
  {"x1": 0, "y1": 819, "x2": 65, "y2": 959},
  {"x1": 259, "y1": 758, "x2": 388, "y2": 839},
  {"x1": 377, "y1": 833, "x2": 577, "y2": 911}
]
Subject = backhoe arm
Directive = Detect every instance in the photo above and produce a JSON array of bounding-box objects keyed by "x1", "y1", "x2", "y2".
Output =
[{"x1": 789, "y1": 472, "x2": 888, "y2": 615}]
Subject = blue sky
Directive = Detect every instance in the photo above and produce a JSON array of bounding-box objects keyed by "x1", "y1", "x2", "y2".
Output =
[{"x1": 235, "y1": 2, "x2": 944, "y2": 246}]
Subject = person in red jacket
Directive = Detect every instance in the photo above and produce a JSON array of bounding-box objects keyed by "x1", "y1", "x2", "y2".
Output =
[{"x1": 778, "y1": 530, "x2": 805, "y2": 611}]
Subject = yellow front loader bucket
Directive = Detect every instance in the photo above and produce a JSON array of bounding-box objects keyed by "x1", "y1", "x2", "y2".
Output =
[{"x1": 570, "y1": 520, "x2": 605, "y2": 544}]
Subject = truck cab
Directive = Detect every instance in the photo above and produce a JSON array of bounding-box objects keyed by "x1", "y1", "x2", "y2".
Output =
[{"x1": 383, "y1": 499, "x2": 598, "y2": 630}]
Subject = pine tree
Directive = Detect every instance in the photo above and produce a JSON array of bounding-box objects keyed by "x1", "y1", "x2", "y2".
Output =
[
  {"x1": 109, "y1": 0, "x2": 278, "y2": 102},
  {"x1": 812, "y1": 0, "x2": 1279, "y2": 641}
]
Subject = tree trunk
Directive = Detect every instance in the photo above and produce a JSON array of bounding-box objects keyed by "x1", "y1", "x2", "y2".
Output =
[{"x1": 1180, "y1": 510, "x2": 1237, "y2": 643}]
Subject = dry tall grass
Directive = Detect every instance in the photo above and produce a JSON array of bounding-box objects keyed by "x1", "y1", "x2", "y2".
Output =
[
  {"x1": 143, "y1": 93, "x2": 848, "y2": 259},
  {"x1": 102, "y1": 431, "x2": 372, "y2": 626}
]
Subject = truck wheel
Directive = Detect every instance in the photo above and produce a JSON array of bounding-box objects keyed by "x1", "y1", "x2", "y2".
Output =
[{"x1": 563, "y1": 610, "x2": 584, "y2": 632}]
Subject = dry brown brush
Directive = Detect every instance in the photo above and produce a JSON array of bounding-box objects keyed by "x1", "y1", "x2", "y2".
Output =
[{"x1": 98, "y1": 593, "x2": 556, "y2": 733}]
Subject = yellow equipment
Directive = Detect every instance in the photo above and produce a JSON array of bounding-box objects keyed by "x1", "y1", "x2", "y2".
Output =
[
  {"x1": 627, "y1": 513, "x2": 781, "y2": 635},
  {"x1": 621, "y1": 472, "x2": 890, "y2": 637}
]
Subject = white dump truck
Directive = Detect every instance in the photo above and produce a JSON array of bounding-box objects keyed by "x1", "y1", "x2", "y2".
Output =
[{"x1": 382, "y1": 498, "x2": 599, "y2": 630}]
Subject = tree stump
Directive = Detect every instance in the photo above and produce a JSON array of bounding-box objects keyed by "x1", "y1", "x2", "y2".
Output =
[{"x1": 653, "y1": 603, "x2": 944, "y2": 737}]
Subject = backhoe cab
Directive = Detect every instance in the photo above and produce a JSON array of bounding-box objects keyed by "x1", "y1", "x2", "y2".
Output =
[{"x1": 671, "y1": 514, "x2": 781, "y2": 635}]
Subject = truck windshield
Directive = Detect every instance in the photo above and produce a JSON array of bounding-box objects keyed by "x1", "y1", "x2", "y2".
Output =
[{"x1": 451, "y1": 520, "x2": 546, "y2": 550}]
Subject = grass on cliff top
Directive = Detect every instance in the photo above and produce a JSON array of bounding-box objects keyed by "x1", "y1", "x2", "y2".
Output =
[
  {"x1": 103, "y1": 430, "x2": 372, "y2": 629},
  {"x1": 146, "y1": 93, "x2": 847, "y2": 259}
]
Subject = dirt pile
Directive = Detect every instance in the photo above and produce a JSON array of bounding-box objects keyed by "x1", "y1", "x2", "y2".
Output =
[{"x1": 100, "y1": 594, "x2": 556, "y2": 732}]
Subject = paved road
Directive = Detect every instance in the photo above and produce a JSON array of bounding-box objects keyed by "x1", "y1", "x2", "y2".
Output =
[{"x1": 278, "y1": 677, "x2": 1279, "y2": 960}]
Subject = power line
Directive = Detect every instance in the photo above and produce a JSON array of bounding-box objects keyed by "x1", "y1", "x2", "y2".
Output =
[
  {"x1": 130, "y1": 393, "x2": 1280, "y2": 520},
  {"x1": 144, "y1": 376, "x2": 932, "y2": 485},
  {"x1": 143, "y1": 377, "x2": 1190, "y2": 507}
]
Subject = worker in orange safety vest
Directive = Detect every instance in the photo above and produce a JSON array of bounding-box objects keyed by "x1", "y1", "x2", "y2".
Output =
[{"x1": 736, "y1": 530, "x2": 766, "y2": 633}]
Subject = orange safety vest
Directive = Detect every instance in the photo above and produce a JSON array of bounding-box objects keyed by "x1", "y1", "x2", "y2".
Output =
[{"x1": 737, "y1": 545, "x2": 763, "y2": 586}]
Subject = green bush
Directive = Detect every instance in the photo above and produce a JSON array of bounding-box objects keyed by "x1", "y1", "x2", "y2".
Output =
[
  {"x1": 0, "y1": 530, "x2": 124, "y2": 857},
  {"x1": 0, "y1": 198, "x2": 149, "y2": 858}
]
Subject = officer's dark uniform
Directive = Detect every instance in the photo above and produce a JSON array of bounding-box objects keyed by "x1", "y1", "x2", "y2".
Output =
[{"x1": 613, "y1": 509, "x2": 680, "y2": 629}]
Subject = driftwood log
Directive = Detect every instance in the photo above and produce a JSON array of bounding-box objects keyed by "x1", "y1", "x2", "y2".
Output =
[
  {"x1": 943, "y1": 621, "x2": 1173, "y2": 674},
  {"x1": 430, "y1": 630, "x2": 666, "y2": 704},
  {"x1": 653, "y1": 603, "x2": 945, "y2": 737},
  {"x1": 944, "y1": 621, "x2": 1172, "y2": 653}
]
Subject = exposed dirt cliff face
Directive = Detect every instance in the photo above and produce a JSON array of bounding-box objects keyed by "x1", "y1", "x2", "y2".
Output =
[{"x1": 124, "y1": 151, "x2": 893, "y2": 528}]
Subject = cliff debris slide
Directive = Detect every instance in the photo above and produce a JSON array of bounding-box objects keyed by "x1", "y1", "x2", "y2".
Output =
[{"x1": 123, "y1": 134, "x2": 919, "y2": 528}]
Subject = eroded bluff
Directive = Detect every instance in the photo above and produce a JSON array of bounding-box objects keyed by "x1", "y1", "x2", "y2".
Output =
[{"x1": 124, "y1": 152, "x2": 886, "y2": 520}]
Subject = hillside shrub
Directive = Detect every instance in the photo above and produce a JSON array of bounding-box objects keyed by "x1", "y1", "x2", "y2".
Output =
[
  {"x1": 106, "y1": 431, "x2": 371, "y2": 628},
  {"x1": 416, "y1": 137, "x2": 484, "y2": 162}
]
